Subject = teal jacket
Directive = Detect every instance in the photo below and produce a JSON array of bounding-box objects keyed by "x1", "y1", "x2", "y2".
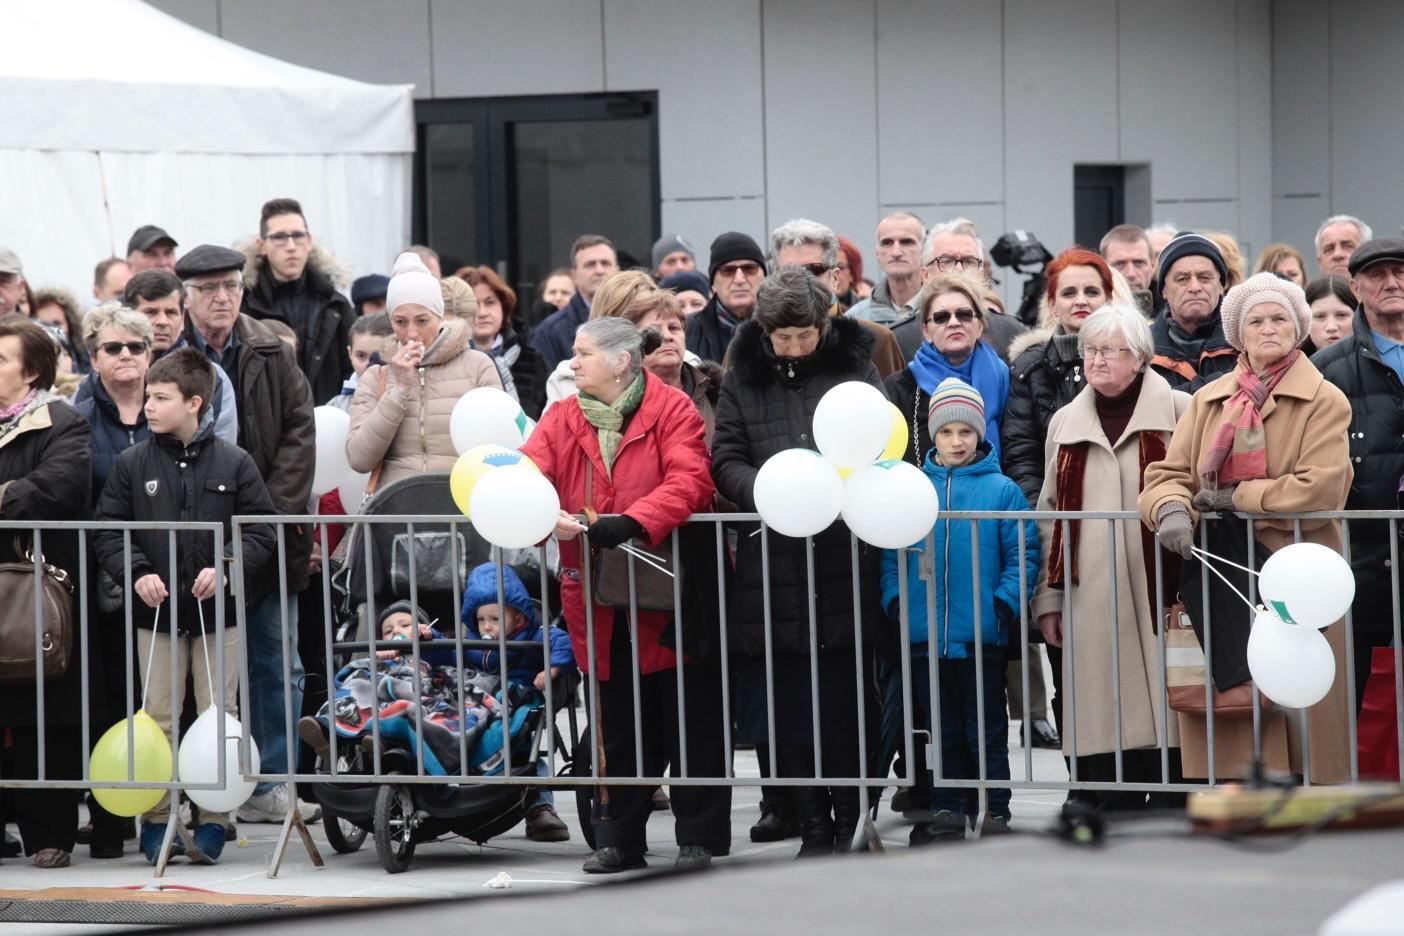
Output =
[{"x1": 880, "y1": 444, "x2": 1040, "y2": 658}]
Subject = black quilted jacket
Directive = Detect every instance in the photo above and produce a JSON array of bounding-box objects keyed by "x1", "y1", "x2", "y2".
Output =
[{"x1": 711, "y1": 316, "x2": 885, "y2": 657}]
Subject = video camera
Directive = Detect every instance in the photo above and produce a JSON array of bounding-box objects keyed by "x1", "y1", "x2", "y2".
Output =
[{"x1": 990, "y1": 230, "x2": 1054, "y2": 327}]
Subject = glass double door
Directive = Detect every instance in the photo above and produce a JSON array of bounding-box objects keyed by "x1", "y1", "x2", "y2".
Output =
[{"x1": 415, "y1": 92, "x2": 659, "y2": 323}]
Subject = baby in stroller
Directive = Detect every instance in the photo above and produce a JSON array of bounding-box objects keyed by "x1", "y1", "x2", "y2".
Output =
[{"x1": 461, "y1": 562, "x2": 576, "y2": 842}]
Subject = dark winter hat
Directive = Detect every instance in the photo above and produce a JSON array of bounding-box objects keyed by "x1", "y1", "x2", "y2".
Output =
[
  {"x1": 1347, "y1": 237, "x2": 1404, "y2": 277},
  {"x1": 651, "y1": 233, "x2": 695, "y2": 272},
  {"x1": 707, "y1": 232, "x2": 766, "y2": 284},
  {"x1": 351, "y1": 273, "x2": 390, "y2": 307},
  {"x1": 173, "y1": 244, "x2": 245, "y2": 280},
  {"x1": 1155, "y1": 232, "x2": 1228, "y2": 299},
  {"x1": 659, "y1": 270, "x2": 711, "y2": 299},
  {"x1": 127, "y1": 224, "x2": 178, "y2": 255},
  {"x1": 379, "y1": 599, "x2": 432, "y2": 632}
]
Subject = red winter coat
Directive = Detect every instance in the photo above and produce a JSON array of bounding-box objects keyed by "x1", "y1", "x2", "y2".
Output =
[{"x1": 522, "y1": 370, "x2": 714, "y2": 680}]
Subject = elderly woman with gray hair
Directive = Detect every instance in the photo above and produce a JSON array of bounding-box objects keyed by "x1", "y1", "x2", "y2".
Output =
[
  {"x1": 1032, "y1": 304, "x2": 1191, "y2": 810},
  {"x1": 711, "y1": 268, "x2": 884, "y2": 857},
  {"x1": 521, "y1": 317, "x2": 727, "y2": 875}
]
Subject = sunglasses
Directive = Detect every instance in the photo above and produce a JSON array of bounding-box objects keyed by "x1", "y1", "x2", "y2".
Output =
[
  {"x1": 927, "y1": 309, "x2": 977, "y2": 326},
  {"x1": 99, "y1": 340, "x2": 149, "y2": 356},
  {"x1": 796, "y1": 262, "x2": 832, "y2": 278}
]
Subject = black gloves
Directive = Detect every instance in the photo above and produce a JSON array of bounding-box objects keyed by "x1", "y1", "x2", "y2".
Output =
[
  {"x1": 587, "y1": 515, "x2": 646, "y2": 550},
  {"x1": 994, "y1": 598, "x2": 1017, "y2": 628}
]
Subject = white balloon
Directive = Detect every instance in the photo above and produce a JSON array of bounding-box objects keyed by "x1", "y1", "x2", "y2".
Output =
[
  {"x1": 178, "y1": 708, "x2": 260, "y2": 814},
  {"x1": 1247, "y1": 608, "x2": 1336, "y2": 708},
  {"x1": 338, "y1": 469, "x2": 371, "y2": 515},
  {"x1": 1257, "y1": 542, "x2": 1355, "y2": 628},
  {"x1": 469, "y1": 466, "x2": 561, "y2": 549},
  {"x1": 812, "y1": 381, "x2": 891, "y2": 468},
  {"x1": 841, "y1": 460, "x2": 941, "y2": 549},
  {"x1": 450, "y1": 387, "x2": 530, "y2": 455},
  {"x1": 311, "y1": 406, "x2": 352, "y2": 496},
  {"x1": 754, "y1": 448, "x2": 845, "y2": 538}
]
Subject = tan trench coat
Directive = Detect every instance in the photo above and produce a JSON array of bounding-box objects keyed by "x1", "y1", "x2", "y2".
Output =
[
  {"x1": 1139, "y1": 353, "x2": 1354, "y2": 782},
  {"x1": 1032, "y1": 370, "x2": 1191, "y2": 758}
]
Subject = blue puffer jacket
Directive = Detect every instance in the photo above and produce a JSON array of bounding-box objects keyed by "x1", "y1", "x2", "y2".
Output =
[
  {"x1": 460, "y1": 562, "x2": 575, "y2": 683},
  {"x1": 73, "y1": 373, "x2": 149, "y2": 506},
  {"x1": 880, "y1": 443, "x2": 1040, "y2": 659}
]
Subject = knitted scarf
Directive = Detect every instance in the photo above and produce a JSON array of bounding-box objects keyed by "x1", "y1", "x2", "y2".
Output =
[
  {"x1": 0, "y1": 388, "x2": 62, "y2": 443},
  {"x1": 1200, "y1": 350, "x2": 1299, "y2": 489},
  {"x1": 1047, "y1": 430, "x2": 1168, "y2": 595},
  {"x1": 578, "y1": 373, "x2": 645, "y2": 474}
]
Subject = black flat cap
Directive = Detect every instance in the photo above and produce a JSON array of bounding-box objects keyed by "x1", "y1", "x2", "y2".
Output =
[
  {"x1": 173, "y1": 245, "x2": 246, "y2": 280},
  {"x1": 1348, "y1": 237, "x2": 1404, "y2": 277},
  {"x1": 127, "y1": 224, "x2": 178, "y2": 255}
]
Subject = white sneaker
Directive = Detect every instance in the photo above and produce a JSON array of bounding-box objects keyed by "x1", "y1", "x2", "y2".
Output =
[{"x1": 237, "y1": 784, "x2": 321, "y2": 824}]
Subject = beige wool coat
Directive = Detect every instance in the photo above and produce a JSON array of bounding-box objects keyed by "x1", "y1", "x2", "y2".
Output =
[
  {"x1": 1032, "y1": 370, "x2": 1191, "y2": 758},
  {"x1": 346, "y1": 318, "x2": 503, "y2": 489},
  {"x1": 1139, "y1": 352, "x2": 1354, "y2": 782}
]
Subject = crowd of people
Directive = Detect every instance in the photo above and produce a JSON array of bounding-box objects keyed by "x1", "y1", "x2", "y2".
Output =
[{"x1": 0, "y1": 200, "x2": 1400, "y2": 874}]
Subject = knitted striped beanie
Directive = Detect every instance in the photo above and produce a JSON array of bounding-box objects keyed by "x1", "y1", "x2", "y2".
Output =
[{"x1": 927, "y1": 378, "x2": 986, "y2": 442}]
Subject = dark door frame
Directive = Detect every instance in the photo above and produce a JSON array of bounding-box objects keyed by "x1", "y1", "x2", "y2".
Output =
[{"x1": 413, "y1": 91, "x2": 661, "y2": 283}]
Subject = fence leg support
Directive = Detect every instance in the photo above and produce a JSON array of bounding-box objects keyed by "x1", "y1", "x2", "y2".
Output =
[
  {"x1": 267, "y1": 806, "x2": 324, "y2": 878},
  {"x1": 151, "y1": 815, "x2": 187, "y2": 878},
  {"x1": 854, "y1": 810, "x2": 884, "y2": 853}
]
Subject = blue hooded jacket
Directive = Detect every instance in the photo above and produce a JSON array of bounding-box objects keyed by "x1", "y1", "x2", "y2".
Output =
[
  {"x1": 880, "y1": 443, "x2": 1040, "y2": 659},
  {"x1": 460, "y1": 563, "x2": 575, "y2": 683}
]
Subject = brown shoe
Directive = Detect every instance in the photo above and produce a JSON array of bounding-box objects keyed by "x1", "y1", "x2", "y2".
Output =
[
  {"x1": 34, "y1": 848, "x2": 71, "y2": 868},
  {"x1": 524, "y1": 804, "x2": 570, "y2": 842},
  {"x1": 298, "y1": 716, "x2": 332, "y2": 765},
  {"x1": 651, "y1": 787, "x2": 671, "y2": 812}
]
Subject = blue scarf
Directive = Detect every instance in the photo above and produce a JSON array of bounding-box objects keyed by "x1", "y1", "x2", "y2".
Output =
[{"x1": 908, "y1": 340, "x2": 1010, "y2": 447}]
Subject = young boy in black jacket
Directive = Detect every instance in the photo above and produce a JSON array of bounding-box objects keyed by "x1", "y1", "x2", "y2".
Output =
[{"x1": 94, "y1": 348, "x2": 276, "y2": 866}]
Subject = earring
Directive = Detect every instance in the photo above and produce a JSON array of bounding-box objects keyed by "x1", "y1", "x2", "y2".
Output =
[{"x1": 615, "y1": 374, "x2": 622, "y2": 383}]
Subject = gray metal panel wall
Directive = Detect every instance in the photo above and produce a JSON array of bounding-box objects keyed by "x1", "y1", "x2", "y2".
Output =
[{"x1": 430, "y1": 0, "x2": 605, "y2": 97}]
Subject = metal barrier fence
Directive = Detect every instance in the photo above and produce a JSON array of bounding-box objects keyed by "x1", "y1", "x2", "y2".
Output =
[{"x1": 2, "y1": 510, "x2": 1402, "y2": 875}]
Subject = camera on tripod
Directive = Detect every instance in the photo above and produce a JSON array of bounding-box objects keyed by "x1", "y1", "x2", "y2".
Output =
[{"x1": 991, "y1": 230, "x2": 1054, "y2": 327}]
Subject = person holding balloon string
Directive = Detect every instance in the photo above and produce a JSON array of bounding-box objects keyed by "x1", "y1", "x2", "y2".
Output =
[
  {"x1": 345, "y1": 251, "x2": 504, "y2": 492},
  {"x1": 93, "y1": 347, "x2": 278, "y2": 865},
  {"x1": 522, "y1": 315, "x2": 726, "y2": 874},
  {"x1": 879, "y1": 378, "x2": 1039, "y2": 843},
  {"x1": 1140, "y1": 272, "x2": 1354, "y2": 784}
]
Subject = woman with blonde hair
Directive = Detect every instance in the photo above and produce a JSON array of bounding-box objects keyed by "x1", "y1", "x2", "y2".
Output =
[{"x1": 1253, "y1": 243, "x2": 1307, "y2": 287}]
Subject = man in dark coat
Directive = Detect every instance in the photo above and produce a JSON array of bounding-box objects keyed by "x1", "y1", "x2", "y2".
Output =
[
  {"x1": 1147, "y1": 233, "x2": 1236, "y2": 391},
  {"x1": 687, "y1": 232, "x2": 767, "y2": 366},
  {"x1": 1313, "y1": 236, "x2": 1404, "y2": 710},
  {"x1": 175, "y1": 243, "x2": 320, "y2": 824},
  {"x1": 240, "y1": 198, "x2": 353, "y2": 406},
  {"x1": 531, "y1": 235, "x2": 618, "y2": 371}
]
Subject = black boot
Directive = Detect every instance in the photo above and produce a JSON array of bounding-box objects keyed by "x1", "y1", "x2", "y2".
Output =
[
  {"x1": 749, "y1": 790, "x2": 798, "y2": 842},
  {"x1": 792, "y1": 786, "x2": 835, "y2": 858},
  {"x1": 831, "y1": 788, "x2": 862, "y2": 853}
]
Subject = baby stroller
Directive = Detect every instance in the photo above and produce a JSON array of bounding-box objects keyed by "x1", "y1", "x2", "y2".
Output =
[{"x1": 315, "y1": 473, "x2": 579, "y2": 873}]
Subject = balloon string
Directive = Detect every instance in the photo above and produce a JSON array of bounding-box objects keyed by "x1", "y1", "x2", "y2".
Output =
[
  {"x1": 1189, "y1": 545, "x2": 1260, "y2": 577},
  {"x1": 1192, "y1": 547, "x2": 1257, "y2": 613},
  {"x1": 140, "y1": 605, "x2": 160, "y2": 711},
  {"x1": 196, "y1": 599, "x2": 214, "y2": 709}
]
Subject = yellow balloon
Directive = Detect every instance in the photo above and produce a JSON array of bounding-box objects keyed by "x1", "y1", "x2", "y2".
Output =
[
  {"x1": 450, "y1": 445, "x2": 539, "y2": 517},
  {"x1": 838, "y1": 467, "x2": 853, "y2": 480},
  {"x1": 880, "y1": 403, "x2": 909, "y2": 462},
  {"x1": 90, "y1": 710, "x2": 173, "y2": 817}
]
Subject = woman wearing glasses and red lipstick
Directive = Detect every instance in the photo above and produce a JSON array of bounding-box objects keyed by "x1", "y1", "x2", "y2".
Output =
[{"x1": 885, "y1": 273, "x2": 1010, "y2": 466}]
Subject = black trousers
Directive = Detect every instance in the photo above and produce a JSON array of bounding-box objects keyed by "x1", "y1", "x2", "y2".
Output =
[
  {"x1": 3, "y1": 725, "x2": 80, "y2": 854},
  {"x1": 1066, "y1": 748, "x2": 1188, "y2": 812},
  {"x1": 592, "y1": 629, "x2": 732, "y2": 856}
]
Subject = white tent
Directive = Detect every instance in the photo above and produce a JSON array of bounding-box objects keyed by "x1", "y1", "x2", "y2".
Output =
[{"x1": 1, "y1": 0, "x2": 415, "y2": 300}]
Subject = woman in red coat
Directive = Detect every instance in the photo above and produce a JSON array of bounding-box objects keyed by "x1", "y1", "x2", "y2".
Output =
[{"x1": 521, "y1": 317, "x2": 727, "y2": 874}]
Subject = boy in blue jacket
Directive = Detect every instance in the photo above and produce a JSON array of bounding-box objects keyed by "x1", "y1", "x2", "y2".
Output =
[
  {"x1": 461, "y1": 562, "x2": 575, "y2": 841},
  {"x1": 880, "y1": 378, "x2": 1040, "y2": 844}
]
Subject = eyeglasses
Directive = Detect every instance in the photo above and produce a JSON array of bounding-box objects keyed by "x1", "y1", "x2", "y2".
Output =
[
  {"x1": 927, "y1": 255, "x2": 984, "y2": 272},
  {"x1": 98, "y1": 340, "x2": 149, "y2": 357},
  {"x1": 794, "y1": 262, "x2": 832, "y2": 278},
  {"x1": 927, "y1": 309, "x2": 977, "y2": 326},
  {"x1": 1082, "y1": 346, "x2": 1134, "y2": 361},
  {"x1": 717, "y1": 261, "x2": 763, "y2": 278},
  {"x1": 265, "y1": 231, "x2": 309, "y2": 245},
  {"x1": 188, "y1": 280, "x2": 243, "y2": 298}
]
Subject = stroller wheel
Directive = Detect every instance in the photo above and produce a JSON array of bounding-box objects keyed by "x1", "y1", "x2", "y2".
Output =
[
  {"x1": 572, "y1": 726, "x2": 597, "y2": 850},
  {"x1": 373, "y1": 779, "x2": 417, "y2": 873},
  {"x1": 321, "y1": 803, "x2": 368, "y2": 855}
]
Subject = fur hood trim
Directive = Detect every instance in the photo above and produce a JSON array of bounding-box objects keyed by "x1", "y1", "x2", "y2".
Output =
[
  {"x1": 728, "y1": 315, "x2": 875, "y2": 387},
  {"x1": 236, "y1": 239, "x2": 350, "y2": 292}
]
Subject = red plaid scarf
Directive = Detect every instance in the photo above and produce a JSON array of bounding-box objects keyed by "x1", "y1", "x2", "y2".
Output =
[{"x1": 1200, "y1": 350, "x2": 1299, "y2": 489}]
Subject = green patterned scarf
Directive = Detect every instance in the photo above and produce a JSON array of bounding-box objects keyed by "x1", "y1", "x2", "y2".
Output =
[{"x1": 578, "y1": 373, "x2": 645, "y2": 474}]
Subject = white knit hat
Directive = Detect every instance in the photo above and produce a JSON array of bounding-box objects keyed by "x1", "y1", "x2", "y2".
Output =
[
  {"x1": 1220, "y1": 271, "x2": 1311, "y2": 352},
  {"x1": 386, "y1": 251, "x2": 445, "y2": 317}
]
